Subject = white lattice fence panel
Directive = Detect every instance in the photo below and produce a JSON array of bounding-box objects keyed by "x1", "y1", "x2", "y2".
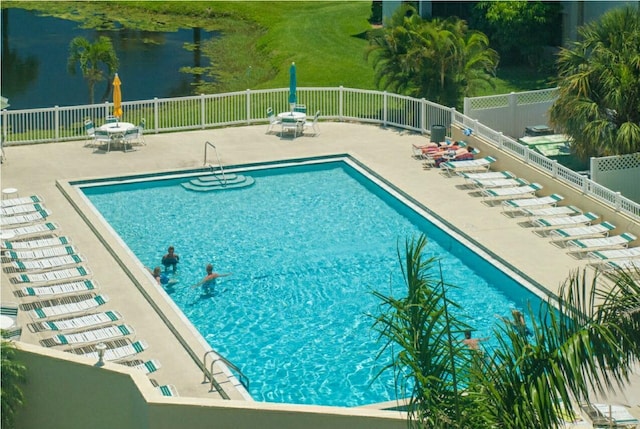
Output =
[{"x1": 592, "y1": 153, "x2": 640, "y2": 203}]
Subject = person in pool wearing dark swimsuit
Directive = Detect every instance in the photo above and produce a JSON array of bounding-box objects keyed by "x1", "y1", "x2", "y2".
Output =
[
  {"x1": 161, "y1": 246, "x2": 180, "y2": 272},
  {"x1": 191, "y1": 263, "x2": 231, "y2": 295}
]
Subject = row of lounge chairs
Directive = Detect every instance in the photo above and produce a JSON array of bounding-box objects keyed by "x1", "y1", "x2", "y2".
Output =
[
  {"x1": 0, "y1": 193, "x2": 177, "y2": 397},
  {"x1": 413, "y1": 141, "x2": 639, "y2": 276}
]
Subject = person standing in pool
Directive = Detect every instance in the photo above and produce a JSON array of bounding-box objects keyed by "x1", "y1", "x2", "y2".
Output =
[
  {"x1": 192, "y1": 263, "x2": 231, "y2": 295},
  {"x1": 161, "y1": 246, "x2": 180, "y2": 272}
]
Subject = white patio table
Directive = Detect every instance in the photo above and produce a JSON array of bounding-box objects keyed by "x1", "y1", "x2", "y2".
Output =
[{"x1": 97, "y1": 122, "x2": 136, "y2": 152}]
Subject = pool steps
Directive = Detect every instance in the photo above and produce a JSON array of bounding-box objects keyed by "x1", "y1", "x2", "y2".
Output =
[{"x1": 181, "y1": 173, "x2": 255, "y2": 192}]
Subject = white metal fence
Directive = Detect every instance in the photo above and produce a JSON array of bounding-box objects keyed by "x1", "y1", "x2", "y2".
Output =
[{"x1": 1, "y1": 86, "x2": 638, "y2": 221}]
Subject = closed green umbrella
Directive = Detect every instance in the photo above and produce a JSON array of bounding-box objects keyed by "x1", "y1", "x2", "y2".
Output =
[{"x1": 288, "y1": 62, "x2": 297, "y2": 110}]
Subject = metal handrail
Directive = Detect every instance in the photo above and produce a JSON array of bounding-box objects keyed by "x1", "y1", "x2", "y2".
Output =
[
  {"x1": 203, "y1": 350, "x2": 249, "y2": 393},
  {"x1": 203, "y1": 141, "x2": 227, "y2": 185}
]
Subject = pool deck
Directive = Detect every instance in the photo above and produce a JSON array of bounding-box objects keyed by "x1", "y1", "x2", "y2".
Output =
[{"x1": 2, "y1": 122, "x2": 639, "y2": 414}]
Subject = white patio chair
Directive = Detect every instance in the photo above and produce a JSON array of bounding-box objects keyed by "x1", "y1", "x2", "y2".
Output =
[
  {"x1": 266, "y1": 107, "x2": 281, "y2": 133},
  {"x1": 303, "y1": 110, "x2": 320, "y2": 136},
  {"x1": 293, "y1": 104, "x2": 307, "y2": 114},
  {"x1": 281, "y1": 116, "x2": 302, "y2": 138},
  {"x1": 105, "y1": 115, "x2": 118, "y2": 124},
  {"x1": 84, "y1": 119, "x2": 96, "y2": 147}
]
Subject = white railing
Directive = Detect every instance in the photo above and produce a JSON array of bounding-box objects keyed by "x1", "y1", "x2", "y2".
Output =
[{"x1": 2, "y1": 87, "x2": 638, "y2": 221}]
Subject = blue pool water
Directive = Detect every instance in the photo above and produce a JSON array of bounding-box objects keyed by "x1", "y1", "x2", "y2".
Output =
[{"x1": 79, "y1": 159, "x2": 542, "y2": 407}]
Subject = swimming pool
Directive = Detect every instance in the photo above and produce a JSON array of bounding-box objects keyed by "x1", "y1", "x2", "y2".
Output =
[{"x1": 77, "y1": 156, "x2": 545, "y2": 407}]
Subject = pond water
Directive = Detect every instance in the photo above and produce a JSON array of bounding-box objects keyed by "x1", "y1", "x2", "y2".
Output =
[{"x1": 1, "y1": 8, "x2": 218, "y2": 110}]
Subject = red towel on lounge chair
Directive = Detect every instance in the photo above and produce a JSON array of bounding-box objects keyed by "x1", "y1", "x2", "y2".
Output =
[{"x1": 435, "y1": 151, "x2": 474, "y2": 167}]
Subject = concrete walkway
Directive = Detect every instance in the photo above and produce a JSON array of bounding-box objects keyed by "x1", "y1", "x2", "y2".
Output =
[{"x1": 2, "y1": 122, "x2": 638, "y2": 414}]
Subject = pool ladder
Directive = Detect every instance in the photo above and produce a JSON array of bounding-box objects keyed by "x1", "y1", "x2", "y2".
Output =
[
  {"x1": 203, "y1": 141, "x2": 227, "y2": 185},
  {"x1": 203, "y1": 350, "x2": 250, "y2": 395}
]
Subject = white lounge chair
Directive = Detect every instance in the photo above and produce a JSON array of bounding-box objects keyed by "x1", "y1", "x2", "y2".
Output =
[
  {"x1": 1, "y1": 222, "x2": 59, "y2": 239},
  {"x1": 70, "y1": 339, "x2": 149, "y2": 362},
  {"x1": 45, "y1": 323, "x2": 134, "y2": 346},
  {"x1": 531, "y1": 212, "x2": 600, "y2": 229},
  {"x1": 459, "y1": 171, "x2": 516, "y2": 181},
  {"x1": 11, "y1": 254, "x2": 84, "y2": 272},
  {"x1": 439, "y1": 156, "x2": 497, "y2": 176},
  {"x1": 157, "y1": 384, "x2": 179, "y2": 397},
  {"x1": 302, "y1": 110, "x2": 320, "y2": 136},
  {"x1": 0, "y1": 203, "x2": 46, "y2": 217},
  {"x1": 32, "y1": 310, "x2": 121, "y2": 332},
  {"x1": 2, "y1": 236, "x2": 71, "y2": 250},
  {"x1": 482, "y1": 183, "x2": 543, "y2": 201},
  {"x1": 29, "y1": 294, "x2": 109, "y2": 319},
  {"x1": 586, "y1": 403, "x2": 640, "y2": 427},
  {"x1": 548, "y1": 222, "x2": 616, "y2": 241},
  {"x1": 0, "y1": 209, "x2": 51, "y2": 227},
  {"x1": 20, "y1": 279, "x2": 98, "y2": 298},
  {"x1": 6, "y1": 245, "x2": 77, "y2": 260},
  {"x1": 605, "y1": 258, "x2": 640, "y2": 272},
  {"x1": 471, "y1": 177, "x2": 529, "y2": 189},
  {"x1": 587, "y1": 247, "x2": 640, "y2": 260},
  {"x1": 1, "y1": 195, "x2": 44, "y2": 208},
  {"x1": 521, "y1": 205, "x2": 582, "y2": 218},
  {"x1": 130, "y1": 359, "x2": 162, "y2": 374},
  {"x1": 11, "y1": 266, "x2": 91, "y2": 284},
  {"x1": 567, "y1": 232, "x2": 637, "y2": 253},
  {"x1": 501, "y1": 194, "x2": 565, "y2": 213}
]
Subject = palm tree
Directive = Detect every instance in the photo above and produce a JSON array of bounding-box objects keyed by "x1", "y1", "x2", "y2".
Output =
[
  {"x1": 373, "y1": 234, "x2": 640, "y2": 428},
  {"x1": 371, "y1": 235, "x2": 488, "y2": 428},
  {"x1": 67, "y1": 36, "x2": 119, "y2": 104},
  {"x1": 1, "y1": 339, "x2": 27, "y2": 429},
  {"x1": 549, "y1": 6, "x2": 640, "y2": 157},
  {"x1": 366, "y1": 6, "x2": 498, "y2": 108}
]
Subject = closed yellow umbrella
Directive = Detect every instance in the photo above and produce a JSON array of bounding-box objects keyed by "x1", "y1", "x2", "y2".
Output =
[{"x1": 113, "y1": 73, "x2": 123, "y2": 118}]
